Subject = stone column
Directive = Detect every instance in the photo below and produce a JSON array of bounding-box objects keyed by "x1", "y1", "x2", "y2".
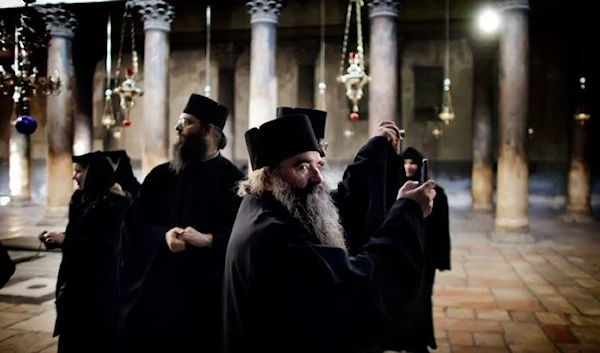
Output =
[
  {"x1": 246, "y1": 0, "x2": 283, "y2": 128},
  {"x1": 133, "y1": 0, "x2": 174, "y2": 176},
  {"x1": 9, "y1": 103, "x2": 31, "y2": 202},
  {"x1": 471, "y1": 42, "x2": 495, "y2": 213},
  {"x1": 215, "y1": 43, "x2": 240, "y2": 161},
  {"x1": 41, "y1": 5, "x2": 77, "y2": 216},
  {"x1": 72, "y1": 59, "x2": 95, "y2": 156},
  {"x1": 564, "y1": 122, "x2": 592, "y2": 222},
  {"x1": 493, "y1": 0, "x2": 531, "y2": 239},
  {"x1": 367, "y1": 0, "x2": 400, "y2": 135}
]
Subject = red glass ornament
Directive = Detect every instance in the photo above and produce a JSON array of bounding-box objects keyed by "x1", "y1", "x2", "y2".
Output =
[
  {"x1": 349, "y1": 52, "x2": 356, "y2": 59},
  {"x1": 122, "y1": 119, "x2": 131, "y2": 127},
  {"x1": 349, "y1": 112, "x2": 359, "y2": 121},
  {"x1": 126, "y1": 67, "x2": 134, "y2": 77}
]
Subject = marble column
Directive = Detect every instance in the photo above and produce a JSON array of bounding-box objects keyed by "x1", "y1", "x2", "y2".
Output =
[
  {"x1": 9, "y1": 103, "x2": 31, "y2": 202},
  {"x1": 564, "y1": 122, "x2": 592, "y2": 222},
  {"x1": 40, "y1": 5, "x2": 77, "y2": 216},
  {"x1": 133, "y1": 0, "x2": 174, "y2": 176},
  {"x1": 246, "y1": 0, "x2": 283, "y2": 128},
  {"x1": 471, "y1": 43, "x2": 495, "y2": 213},
  {"x1": 72, "y1": 59, "x2": 95, "y2": 155},
  {"x1": 215, "y1": 43, "x2": 240, "y2": 161},
  {"x1": 493, "y1": 0, "x2": 531, "y2": 238},
  {"x1": 367, "y1": 0, "x2": 400, "y2": 135}
]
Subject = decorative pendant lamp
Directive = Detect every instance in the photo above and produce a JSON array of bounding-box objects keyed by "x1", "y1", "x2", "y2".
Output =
[
  {"x1": 112, "y1": 2, "x2": 143, "y2": 127},
  {"x1": 337, "y1": 0, "x2": 370, "y2": 121},
  {"x1": 203, "y1": 5, "x2": 212, "y2": 97},
  {"x1": 438, "y1": 0, "x2": 455, "y2": 125}
]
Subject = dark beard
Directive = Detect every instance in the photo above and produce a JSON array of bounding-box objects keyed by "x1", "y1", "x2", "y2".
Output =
[
  {"x1": 169, "y1": 133, "x2": 208, "y2": 174},
  {"x1": 271, "y1": 177, "x2": 347, "y2": 250}
]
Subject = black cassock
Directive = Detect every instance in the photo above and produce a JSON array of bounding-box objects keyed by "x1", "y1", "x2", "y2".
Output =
[
  {"x1": 120, "y1": 155, "x2": 244, "y2": 353},
  {"x1": 222, "y1": 193, "x2": 425, "y2": 353},
  {"x1": 54, "y1": 189, "x2": 130, "y2": 353}
]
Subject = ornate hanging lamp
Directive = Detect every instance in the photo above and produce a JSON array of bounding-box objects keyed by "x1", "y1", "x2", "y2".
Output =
[
  {"x1": 438, "y1": 0, "x2": 455, "y2": 125},
  {"x1": 112, "y1": 2, "x2": 143, "y2": 127},
  {"x1": 101, "y1": 14, "x2": 117, "y2": 130},
  {"x1": 0, "y1": 0, "x2": 62, "y2": 135},
  {"x1": 574, "y1": 76, "x2": 590, "y2": 125},
  {"x1": 203, "y1": 5, "x2": 212, "y2": 97},
  {"x1": 337, "y1": 0, "x2": 370, "y2": 121},
  {"x1": 574, "y1": 44, "x2": 590, "y2": 125}
]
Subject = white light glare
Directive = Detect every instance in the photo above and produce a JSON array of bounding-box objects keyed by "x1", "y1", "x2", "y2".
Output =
[{"x1": 478, "y1": 8, "x2": 501, "y2": 34}]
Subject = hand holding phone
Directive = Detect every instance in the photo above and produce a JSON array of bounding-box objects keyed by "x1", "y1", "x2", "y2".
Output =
[{"x1": 420, "y1": 158, "x2": 429, "y2": 184}]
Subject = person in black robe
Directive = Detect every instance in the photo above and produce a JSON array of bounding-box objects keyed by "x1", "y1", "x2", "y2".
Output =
[
  {"x1": 102, "y1": 150, "x2": 141, "y2": 199},
  {"x1": 382, "y1": 147, "x2": 451, "y2": 353},
  {"x1": 120, "y1": 93, "x2": 245, "y2": 353},
  {"x1": 275, "y1": 106, "x2": 405, "y2": 256},
  {"x1": 223, "y1": 114, "x2": 437, "y2": 353},
  {"x1": 0, "y1": 242, "x2": 15, "y2": 288},
  {"x1": 44, "y1": 151, "x2": 129, "y2": 353}
]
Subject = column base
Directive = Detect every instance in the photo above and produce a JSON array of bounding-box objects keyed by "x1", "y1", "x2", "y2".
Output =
[
  {"x1": 561, "y1": 213, "x2": 594, "y2": 224},
  {"x1": 471, "y1": 203, "x2": 494, "y2": 214},
  {"x1": 8, "y1": 196, "x2": 33, "y2": 206},
  {"x1": 489, "y1": 226, "x2": 535, "y2": 244}
]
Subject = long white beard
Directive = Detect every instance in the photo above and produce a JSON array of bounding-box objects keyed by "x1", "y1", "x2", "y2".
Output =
[{"x1": 271, "y1": 177, "x2": 347, "y2": 250}]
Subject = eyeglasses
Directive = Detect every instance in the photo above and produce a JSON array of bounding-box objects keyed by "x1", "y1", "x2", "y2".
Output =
[{"x1": 176, "y1": 117, "x2": 197, "y2": 127}]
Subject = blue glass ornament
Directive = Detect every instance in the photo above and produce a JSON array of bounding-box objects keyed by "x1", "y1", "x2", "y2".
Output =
[{"x1": 14, "y1": 115, "x2": 38, "y2": 135}]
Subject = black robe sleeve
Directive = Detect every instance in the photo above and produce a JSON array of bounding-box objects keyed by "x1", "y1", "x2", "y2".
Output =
[
  {"x1": 426, "y1": 186, "x2": 451, "y2": 271},
  {"x1": 0, "y1": 243, "x2": 15, "y2": 289},
  {"x1": 335, "y1": 136, "x2": 402, "y2": 254}
]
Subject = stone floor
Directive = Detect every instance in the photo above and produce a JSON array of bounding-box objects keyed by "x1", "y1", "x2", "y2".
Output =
[{"x1": 1, "y1": 204, "x2": 600, "y2": 353}]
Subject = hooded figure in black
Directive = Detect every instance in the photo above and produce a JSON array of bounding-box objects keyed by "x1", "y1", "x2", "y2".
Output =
[
  {"x1": 0, "y1": 243, "x2": 15, "y2": 288},
  {"x1": 120, "y1": 94, "x2": 244, "y2": 353},
  {"x1": 381, "y1": 147, "x2": 451, "y2": 353},
  {"x1": 103, "y1": 150, "x2": 141, "y2": 199},
  {"x1": 51, "y1": 151, "x2": 129, "y2": 353},
  {"x1": 223, "y1": 114, "x2": 436, "y2": 353}
]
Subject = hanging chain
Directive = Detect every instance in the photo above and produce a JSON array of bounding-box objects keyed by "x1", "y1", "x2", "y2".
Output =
[
  {"x1": 444, "y1": 0, "x2": 450, "y2": 80},
  {"x1": 338, "y1": 1, "x2": 353, "y2": 78},
  {"x1": 204, "y1": 5, "x2": 211, "y2": 96},
  {"x1": 355, "y1": 0, "x2": 365, "y2": 70},
  {"x1": 130, "y1": 9, "x2": 138, "y2": 76},
  {"x1": 319, "y1": 0, "x2": 325, "y2": 84},
  {"x1": 115, "y1": 10, "x2": 127, "y2": 78}
]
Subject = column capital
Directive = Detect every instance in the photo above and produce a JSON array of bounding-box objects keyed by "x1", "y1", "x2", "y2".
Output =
[
  {"x1": 129, "y1": 0, "x2": 175, "y2": 32},
  {"x1": 214, "y1": 42, "x2": 243, "y2": 68},
  {"x1": 36, "y1": 4, "x2": 77, "y2": 38},
  {"x1": 498, "y1": 0, "x2": 530, "y2": 12},
  {"x1": 368, "y1": 0, "x2": 400, "y2": 18},
  {"x1": 246, "y1": 0, "x2": 283, "y2": 25}
]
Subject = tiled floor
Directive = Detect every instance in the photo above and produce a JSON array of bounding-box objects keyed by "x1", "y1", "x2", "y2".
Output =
[{"x1": 1, "y1": 205, "x2": 600, "y2": 353}]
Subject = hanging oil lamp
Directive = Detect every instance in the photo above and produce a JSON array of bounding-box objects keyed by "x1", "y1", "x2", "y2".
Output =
[
  {"x1": 112, "y1": 3, "x2": 143, "y2": 127},
  {"x1": 337, "y1": 0, "x2": 369, "y2": 120},
  {"x1": 574, "y1": 77, "x2": 590, "y2": 125},
  {"x1": 438, "y1": 0, "x2": 455, "y2": 125}
]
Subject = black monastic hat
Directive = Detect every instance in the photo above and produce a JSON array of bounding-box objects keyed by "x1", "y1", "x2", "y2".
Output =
[
  {"x1": 183, "y1": 93, "x2": 229, "y2": 130},
  {"x1": 276, "y1": 107, "x2": 327, "y2": 140},
  {"x1": 402, "y1": 147, "x2": 425, "y2": 166},
  {"x1": 245, "y1": 114, "x2": 322, "y2": 169}
]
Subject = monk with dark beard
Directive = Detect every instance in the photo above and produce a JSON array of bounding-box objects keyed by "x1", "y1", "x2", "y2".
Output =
[
  {"x1": 120, "y1": 94, "x2": 244, "y2": 353},
  {"x1": 222, "y1": 114, "x2": 436, "y2": 353}
]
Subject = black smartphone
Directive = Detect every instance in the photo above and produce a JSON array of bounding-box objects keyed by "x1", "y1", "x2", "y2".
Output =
[{"x1": 420, "y1": 158, "x2": 429, "y2": 184}]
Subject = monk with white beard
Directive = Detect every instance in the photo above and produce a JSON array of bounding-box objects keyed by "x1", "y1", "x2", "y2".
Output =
[{"x1": 222, "y1": 114, "x2": 436, "y2": 353}]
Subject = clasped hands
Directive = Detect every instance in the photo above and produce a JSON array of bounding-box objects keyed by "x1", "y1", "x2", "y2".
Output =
[{"x1": 165, "y1": 226, "x2": 213, "y2": 253}]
